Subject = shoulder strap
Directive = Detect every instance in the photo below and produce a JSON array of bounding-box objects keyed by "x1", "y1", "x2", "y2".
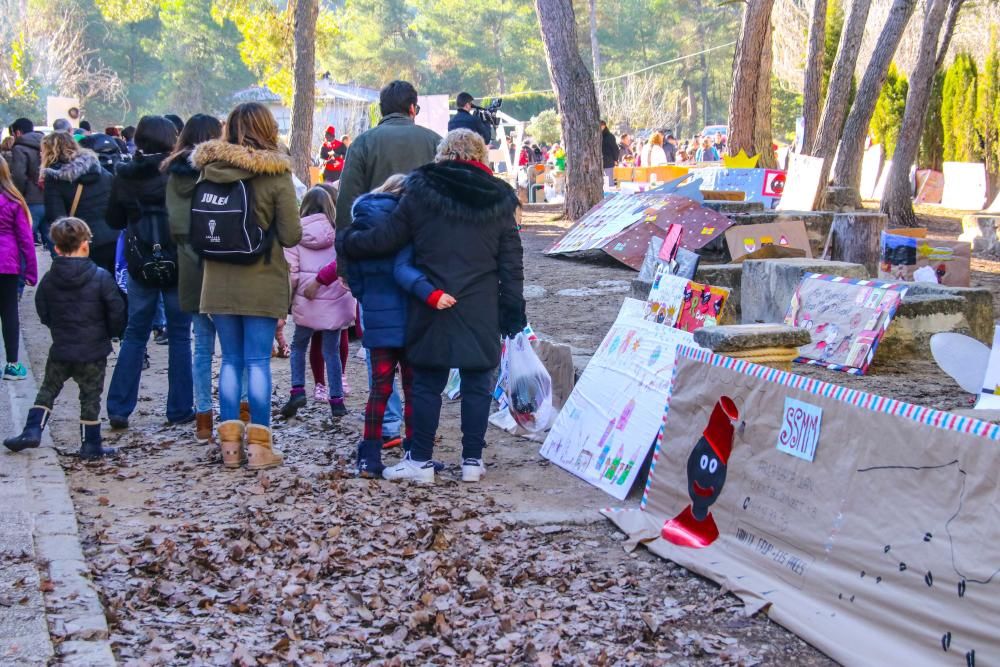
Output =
[{"x1": 69, "y1": 184, "x2": 84, "y2": 217}]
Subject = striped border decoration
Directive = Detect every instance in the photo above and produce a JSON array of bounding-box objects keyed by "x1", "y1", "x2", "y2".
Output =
[
  {"x1": 788, "y1": 273, "x2": 908, "y2": 376},
  {"x1": 640, "y1": 344, "x2": 1000, "y2": 512}
]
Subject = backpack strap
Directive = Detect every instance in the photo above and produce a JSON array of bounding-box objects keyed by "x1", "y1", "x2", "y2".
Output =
[{"x1": 69, "y1": 184, "x2": 84, "y2": 217}]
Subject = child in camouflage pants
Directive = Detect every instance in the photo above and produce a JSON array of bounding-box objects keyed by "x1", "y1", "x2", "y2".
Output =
[{"x1": 4, "y1": 218, "x2": 126, "y2": 459}]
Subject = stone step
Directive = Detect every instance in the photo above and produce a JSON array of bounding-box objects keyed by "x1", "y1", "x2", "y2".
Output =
[{"x1": 741, "y1": 258, "x2": 869, "y2": 325}]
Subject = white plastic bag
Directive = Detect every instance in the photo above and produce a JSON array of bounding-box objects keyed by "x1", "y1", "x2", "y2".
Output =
[{"x1": 504, "y1": 332, "x2": 556, "y2": 433}]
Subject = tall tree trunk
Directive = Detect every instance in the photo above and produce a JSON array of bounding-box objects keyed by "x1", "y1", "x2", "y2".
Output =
[
  {"x1": 289, "y1": 0, "x2": 318, "y2": 186},
  {"x1": 882, "y1": 0, "x2": 952, "y2": 226},
  {"x1": 696, "y1": 0, "x2": 712, "y2": 125},
  {"x1": 588, "y1": 0, "x2": 601, "y2": 79},
  {"x1": 934, "y1": 0, "x2": 966, "y2": 71},
  {"x1": 801, "y1": 0, "x2": 827, "y2": 152},
  {"x1": 811, "y1": 0, "x2": 872, "y2": 163},
  {"x1": 727, "y1": 0, "x2": 777, "y2": 168},
  {"x1": 831, "y1": 0, "x2": 917, "y2": 201},
  {"x1": 535, "y1": 0, "x2": 603, "y2": 220}
]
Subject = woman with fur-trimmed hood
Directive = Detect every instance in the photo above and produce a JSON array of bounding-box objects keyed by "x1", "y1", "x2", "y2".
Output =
[
  {"x1": 190, "y1": 102, "x2": 302, "y2": 471},
  {"x1": 340, "y1": 128, "x2": 526, "y2": 485},
  {"x1": 41, "y1": 132, "x2": 113, "y2": 271}
]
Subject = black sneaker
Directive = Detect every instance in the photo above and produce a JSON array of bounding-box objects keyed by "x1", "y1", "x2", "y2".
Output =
[
  {"x1": 280, "y1": 394, "x2": 307, "y2": 418},
  {"x1": 142, "y1": 353, "x2": 151, "y2": 370},
  {"x1": 109, "y1": 416, "x2": 129, "y2": 430},
  {"x1": 330, "y1": 401, "x2": 348, "y2": 418},
  {"x1": 152, "y1": 327, "x2": 168, "y2": 345}
]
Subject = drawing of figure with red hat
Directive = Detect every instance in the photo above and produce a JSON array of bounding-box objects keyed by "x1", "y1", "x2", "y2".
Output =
[
  {"x1": 320, "y1": 125, "x2": 347, "y2": 182},
  {"x1": 661, "y1": 396, "x2": 740, "y2": 548}
]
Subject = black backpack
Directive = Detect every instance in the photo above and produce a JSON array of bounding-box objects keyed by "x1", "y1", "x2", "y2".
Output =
[
  {"x1": 189, "y1": 179, "x2": 272, "y2": 264},
  {"x1": 126, "y1": 201, "x2": 177, "y2": 287}
]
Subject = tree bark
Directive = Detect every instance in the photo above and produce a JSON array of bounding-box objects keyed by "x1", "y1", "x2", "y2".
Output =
[
  {"x1": 881, "y1": 0, "x2": 951, "y2": 227},
  {"x1": 934, "y1": 0, "x2": 965, "y2": 71},
  {"x1": 801, "y1": 0, "x2": 827, "y2": 153},
  {"x1": 727, "y1": 0, "x2": 777, "y2": 168},
  {"x1": 588, "y1": 0, "x2": 601, "y2": 80},
  {"x1": 289, "y1": 0, "x2": 318, "y2": 186},
  {"x1": 830, "y1": 211, "x2": 888, "y2": 274},
  {"x1": 535, "y1": 0, "x2": 603, "y2": 220},
  {"x1": 831, "y1": 0, "x2": 917, "y2": 202}
]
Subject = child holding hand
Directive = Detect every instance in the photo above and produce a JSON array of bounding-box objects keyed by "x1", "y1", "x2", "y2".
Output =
[{"x1": 326, "y1": 174, "x2": 455, "y2": 476}]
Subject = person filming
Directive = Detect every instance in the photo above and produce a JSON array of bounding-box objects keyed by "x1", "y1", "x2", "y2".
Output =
[{"x1": 448, "y1": 92, "x2": 493, "y2": 145}]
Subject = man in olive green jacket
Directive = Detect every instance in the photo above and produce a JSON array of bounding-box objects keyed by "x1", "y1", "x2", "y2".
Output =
[{"x1": 335, "y1": 80, "x2": 441, "y2": 279}]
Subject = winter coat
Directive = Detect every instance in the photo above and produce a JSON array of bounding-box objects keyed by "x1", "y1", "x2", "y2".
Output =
[
  {"x1": 190, "y1": 140, "x2": 302, "y2": 320},
  {"x1": 448, "y1": 108, "x2": 492, "y2": 145},
  {"x1": 601, "y1": 128, "x2": 620, "y2": 169},
  {"x1": 10, "y1": 132, "x2": 44, "y2": 205},
  {"x1": 43, "y1": 151, "x2": 115, "y2": 248},
  {"x1": 345, "y1": 192, "x2": 439, "y2": 349},
  {"x1": 164, "y1": 150, "x2": 203, "y2": 313},
  {"x1": 0, "y1": 192, "x2": 37, "y2": 283},
  {"x1": 35, "y1": 257, "x2": 126, "y2": 363},
  {"x1": 335, "y1": 112, "x2": 440, "y2": 247},
  {"x1": 341, "y1": 160, "x2": 526, "y2": 371},
  {"x1": 664, "y1": 142, "x2": 677, "y2": 163},
  {"x1": 285, "y1": 213, "x2": 356, "y2": 331},
  {"x1": 641, "y1": 144, "x2": 668, "y2": 167},
  {"x1": 696, "y1": 146, "x2": 720, "y2": 162},
  {"x1": 105, "y1": 152, "x2": 174, "y2": 287}
]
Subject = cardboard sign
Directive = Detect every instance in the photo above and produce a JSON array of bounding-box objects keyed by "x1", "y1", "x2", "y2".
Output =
[
  {"x1": 859, "y1": 144, "x2": 883, "y2": 201},
  {"x1": 762, "y1": 169, "x2": 786, "y2": 198},
  {"x1": 604, "y1": 348, "x2": 1000, "y2": 666},
  {"x1": 776, "y1": 154, "x2": 824, "y2": 211},
  {"x1": 539, "y1": 298, "x2": 699, "y2": 500},
  {"x1": 647, "y1": 268, "x2": 730, "y2": 332},
  {"x1": 941, "y1": 162, "x2": 988, "y2": 210},
  {"x1": 776, "y1": 397, "x2": 822, "y2": 462},
  {"x1": 545, "y1": 192, "x2": 673, "y2": 255},
  {"x1": 976, "y1": 328, "x2": 1000, "y2": 409},
  {"x1": 879, "y1": 230, "x2": 972, "y2": 287},
  {"x1": 914, "y1": 169, "x2": 944, "y2": 204},
  {"x1": 784, "y1": 274, "x2": 908, "y2": 375},
  {"x1": 724, "y1": 221, "x2": 812, "y2": 262},
  {"x1": 697, "y1": 167, "x2": 782, "y2": 209},
  {"x1": 642, "y1": 196, "x2": 734, "y2": 251}
]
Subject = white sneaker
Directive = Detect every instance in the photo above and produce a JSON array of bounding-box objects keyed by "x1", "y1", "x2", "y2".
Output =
[
  {"x1": 461, "y1": 458, "x2": 486, "y2": 482},
  {"x1": 382, "y1": 452, "x2": 435, "y2": 483},
  {"x1": 313, "y1": 383, "x2": 328, "y2": 402}
]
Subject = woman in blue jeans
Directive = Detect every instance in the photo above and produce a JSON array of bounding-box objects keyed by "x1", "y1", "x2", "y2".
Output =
[
  {"x1": 189, "y1": 103, "x2": 301, "y2": 470},
  {"x1": 105, "y1": 115, "x2": 193, "y2": 428}
]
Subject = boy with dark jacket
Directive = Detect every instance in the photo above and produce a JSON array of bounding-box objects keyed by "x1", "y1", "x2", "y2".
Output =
[{"x1": 4, "y1": 217, "x2": 126, "y2": 459}]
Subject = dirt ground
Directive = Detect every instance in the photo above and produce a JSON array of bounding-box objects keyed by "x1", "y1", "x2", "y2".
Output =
[{"x1": 20, "y1": 207, "x2": 992, "y2": 665}]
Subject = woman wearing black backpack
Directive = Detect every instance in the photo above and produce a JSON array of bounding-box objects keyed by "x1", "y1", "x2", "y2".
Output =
[
  {"x1": 190, "y1": 103, "x2": 301, "y2": 470},
  {"x1": 105, "y1": 115, "x2": 194, "y2": 430}
]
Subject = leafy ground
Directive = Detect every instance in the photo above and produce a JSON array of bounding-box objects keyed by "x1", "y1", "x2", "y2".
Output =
[{"x1": 24, "y1": 208, "x2": 993, "y2": 665}]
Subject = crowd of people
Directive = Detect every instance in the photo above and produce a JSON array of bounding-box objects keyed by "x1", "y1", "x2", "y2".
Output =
[{"x1": 0, "y1": 80, "x2": 526, "y2": 483}]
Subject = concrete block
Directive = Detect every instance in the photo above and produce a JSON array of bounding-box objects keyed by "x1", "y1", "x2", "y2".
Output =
[
  {"x1": 693, "y1": 324, "x2": 811, "y2": 352},
  {"x1": 702, "y1": 201, "x2": 764, "y2": 214},
  {"x1": 901, "y1": 283, "x2": 995, "y2": 344},
  {"x1": 960, "y1": 214, "x2": 1000, "y2": 255},
  {"x1": 630, "y1": 278, "x2": 652, "y2": 301},
  {"x1": 35, "y1": 533, "x2": 85, "y2": 563},
  {"x1": 881, "y1": 295, "x2": 971, "y2": 356},
  {"x1": 741, "y1": 258, "x2": 869, "y2": 324}
]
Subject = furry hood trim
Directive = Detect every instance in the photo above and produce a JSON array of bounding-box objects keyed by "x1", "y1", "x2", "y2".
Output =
[{"x1": 191, "y1": 140, "x2": 291, "y2": 175}]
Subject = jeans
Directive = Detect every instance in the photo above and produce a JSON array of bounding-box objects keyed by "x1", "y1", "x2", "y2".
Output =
[
  {"x1": 153, "y1": 295, "x2": 166, "y2": 330},
  {"x1": 192, "y1": 314, "x2": 247, "y2": 414},
  {"x1": 106, "y1": 278, "x2": 193, "y2": 422},
  {"x1": 290, "y1": 324, "x2": 343, "y2": 399},
  {"x1": 409, "y1": 366, "x2": 494, "y2": 462},
  {"x1": 212, "y1": 314, "x2": 276, "y2": 427},
  {"x1": 28, "y1": 204, "x2": 53, "y2": 257}
]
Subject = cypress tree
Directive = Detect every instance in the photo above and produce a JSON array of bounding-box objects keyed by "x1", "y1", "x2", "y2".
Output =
[
  {"x1": 976, "y1": 31, "x2": 1000, "y2": 178},
  {"x1": 942, "y1": 53, "x2": 979, "y2": 162},
  {"x1": 920, "y1": 71, "x2": 945, "y2": 171},
  {"x1": 871, "y1": 63, "x2": 908, "y2": 157}
]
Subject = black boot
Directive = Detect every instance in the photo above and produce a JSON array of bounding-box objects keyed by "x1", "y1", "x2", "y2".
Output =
[
  {"x1": 357, "y1": 439, "x2": 385, "y2": 478},
  {"x1": 79, "y1": 422, "x2": 117, "y2": 460},
  {"x1": 3, "y1": 406, "x2": 50, "y2": 452}
]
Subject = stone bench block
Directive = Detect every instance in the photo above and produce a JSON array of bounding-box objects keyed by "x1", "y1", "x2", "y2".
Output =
[
  {"x1": 960, "y1": 214, "x2": 1000, "y2": 255},
  {"x1": 881, "y1": 294, "x2": 971, "y2": 357},
  {"x1": 901, "y1": 283, "x2": 994, "y2": 344},
  {"x1": 693, "y1": 324, "x2": 812, "y2": 352},
  {"x1": 741, "y1": 258, "x2": 869, "y2": 325}
]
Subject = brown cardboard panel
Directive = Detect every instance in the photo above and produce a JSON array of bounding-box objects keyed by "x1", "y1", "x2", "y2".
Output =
[{"x1": 725, "y1": 220, "x2": 813, "y2": 262}]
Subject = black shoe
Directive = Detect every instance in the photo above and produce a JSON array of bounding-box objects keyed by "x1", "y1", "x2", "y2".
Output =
[
  {"x1": 280, "y1": 393, "x2": 307, "y2": 418},
  {"x1": 152, "y1": 327, "x2": 168, "y2": 345},
  {"x1": 142, "y1": 353, "x2": 151, "y2": 370},
  {"x1": 79, "y1": 422, "x2": 117, "y2": 460},
  {"x1": 357, "y1": 439, "x2": 384, "y2": 478},
  {"x1": 167, "y1": 412, "x2": 196, "y2": 426},
  {"x1": 108, "y1": 415, "x2": 129, "y2": 430},
  {"x1": 3, "y1": 406, "x2": 49, "y2": 452},
  {"x1": 330, "y1": 401, "x2": 348, "y2": 418}
]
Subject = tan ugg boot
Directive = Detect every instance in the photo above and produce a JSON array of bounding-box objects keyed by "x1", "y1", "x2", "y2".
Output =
[
  {"x1": 246, "y1": 424, "x2": 283, "y2": 470},
  {"x1": 239, "y1": 401, "x2": 251, "y2": 424},
  {"x1": 217, "y1": 420, "x2": 245, "y2": 469},
  {"x1": 195, "y1": 411, "x2": 214, "y2": 444}
]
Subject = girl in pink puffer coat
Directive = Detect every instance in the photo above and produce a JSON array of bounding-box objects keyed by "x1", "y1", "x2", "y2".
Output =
[
  {"x1": 281, "y1": 187, "x2": 357, "y2": 419},
  {"x1": 0, "y1": 156, "x2": 38, "y2": 381}
]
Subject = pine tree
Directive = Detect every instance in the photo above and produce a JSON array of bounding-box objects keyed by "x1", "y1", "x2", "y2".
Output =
[
  {"x1": 870, "y1": 63, "x2": 908, "y2": 156},
  {"x1": 942, "y1": 53, "x2": 979, "y2": 162}
]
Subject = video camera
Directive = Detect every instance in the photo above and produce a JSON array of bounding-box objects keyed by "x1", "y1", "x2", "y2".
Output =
[{"x1": 472, "y1": 98, "x2": 503, "y2": 127}]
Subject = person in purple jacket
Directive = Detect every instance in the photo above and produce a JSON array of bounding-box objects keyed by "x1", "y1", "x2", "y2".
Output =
[{"x1": 0, "y1": 155, "x2": 38, "y2": 381}]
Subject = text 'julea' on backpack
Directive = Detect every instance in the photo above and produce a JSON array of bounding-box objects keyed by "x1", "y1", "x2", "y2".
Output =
[{"x1": 189, "y1": 178, "x2": 274, "y2": 264}]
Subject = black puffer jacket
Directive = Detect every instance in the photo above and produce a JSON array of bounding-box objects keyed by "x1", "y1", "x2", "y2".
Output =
[
  {"x1": 107, "y1": 152, "x2": 175, "y2": 286},
  {"x1": 43, "y1": 151, "x2": 115, "y2": 247},
  {"x1": 341, "y1": 160, "x2": 525, "y2": 370},
  {"x1": 35, "y1": 257, "x2": 126, "y2": 363},
  {"x1": 10, "y1": 131, "x2": 43, "y2": 204},
  {"x1": 448, "y1": 109, "x2": 492, "y2": 145}
]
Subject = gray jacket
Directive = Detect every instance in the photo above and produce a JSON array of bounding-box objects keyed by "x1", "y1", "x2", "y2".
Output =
[{"x1": 11, "y1": 132, "x2": 43, "y2": 205}]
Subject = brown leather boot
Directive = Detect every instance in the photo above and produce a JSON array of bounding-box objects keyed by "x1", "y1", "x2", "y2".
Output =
[
  {"x1": 239, "y1": 401, "x2": 250, "y2": 424},
  {"x1": 217, "y1": 420, "x2": 245, "y2": 469},
  {"x1": 246, "y1": 424, "x2": 283, "y2": 470},
  {"x1": 195, "y1": 411, "x2": 214, "y2": 444}
]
